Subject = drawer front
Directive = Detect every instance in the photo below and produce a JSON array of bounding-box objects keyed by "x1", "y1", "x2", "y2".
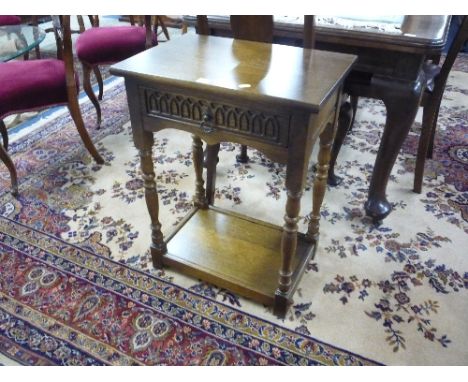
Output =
[{"x1": 142, "y1": 87, "x2": 291, "y2": 147}]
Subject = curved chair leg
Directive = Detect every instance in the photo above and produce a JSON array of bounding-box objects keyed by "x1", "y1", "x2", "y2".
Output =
[
  {"x1": 0, "y1": 120, "x2": 8, "y2": 150},
  {"x1": 93, "y1": 66, "x2": 104, "y2": 101},
  {"x1": 77, "y1": 15, "x2": 86, "y2": 33},
  {"x1": 30, "y1": 15, "x2": 41, "y2": 59},
  {"x1": 206, "y1": 143, "x2": 220, "y2": 205},
  {"x1": 17, "y1": 31, "x2": 30, "y2": 60},
  {"x1": 67, "y1": 102, "x2": 104, "y2": 165},
  {"x1": 0, "y1": 143, "x2": 18, "y2": 196},
  {"x1": 33, "y1": 24, "x2": 41, "y2": 59},
  {"x1": 82, "y1": 64, "x2": 102, "y2": 129}
]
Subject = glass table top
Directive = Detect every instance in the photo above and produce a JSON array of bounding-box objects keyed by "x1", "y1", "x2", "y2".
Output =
[{"x1": 0, "y1": 25, "x2": 46, "y2": 62}]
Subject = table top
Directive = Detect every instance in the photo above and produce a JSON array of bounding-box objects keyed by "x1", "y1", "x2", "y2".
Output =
[
  {"x1": 184, "y1": 15, "x2": 451, "y2": 54},
  {"x1": 111, "y1": 34, "x2": 357, "y2": 111},
  {"x1": 0, "y1": 25, "x2": 46, "y2": 62}
]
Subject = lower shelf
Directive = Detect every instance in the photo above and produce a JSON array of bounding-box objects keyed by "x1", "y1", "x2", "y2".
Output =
[{"x1": 162, "y1": 207, "x2": 317, "y2": 306}]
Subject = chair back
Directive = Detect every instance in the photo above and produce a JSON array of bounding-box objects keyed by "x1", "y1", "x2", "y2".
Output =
[
  {"x1": 51, "y1": 16, "x2": 80, "y2": 105},
  {"x1": 229, "y1": 16, "x2": 273, "y2": 43},
  {"x1": 80, "y1": 15, "x2": 157, "y2": 49},
  {"x1": 196, "y1": 15, "x2": 316, "y2": 48},
  {"x1": 436, "y1": 16, "x2": 468, "y2": 91}
]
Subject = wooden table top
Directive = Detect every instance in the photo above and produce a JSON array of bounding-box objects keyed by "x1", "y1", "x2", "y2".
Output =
[
  {"x1": 110, "y1": 34, "x2": 357, "y2": 111},
  {"x1": 183, "y1": 15, "x2": 451, "y2": 54}
]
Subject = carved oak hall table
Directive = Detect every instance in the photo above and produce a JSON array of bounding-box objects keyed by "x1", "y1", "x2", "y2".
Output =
[{"x1": 111, "y1": 34, "x2": 356, "y2": 317}]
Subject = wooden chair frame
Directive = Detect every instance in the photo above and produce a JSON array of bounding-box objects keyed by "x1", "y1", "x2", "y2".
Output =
[
  {"x1": 79, "y1": 15, "x2": 156, "y2": 129},
  {"x1": 0, "y1": 15, "x2": 103, "y2": 195}
]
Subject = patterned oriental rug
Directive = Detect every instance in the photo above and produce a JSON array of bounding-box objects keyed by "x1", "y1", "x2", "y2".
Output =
[{"x1": 0, "y1": 55, "x2": 467, "y2": 366}]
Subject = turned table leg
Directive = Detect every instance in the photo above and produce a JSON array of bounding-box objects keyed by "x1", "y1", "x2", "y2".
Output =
[
  {"x1": 205, "y1": 143, "x2": 220, "y2": 205},
  {"x1": 274, "y1": 188, "x2": 303, "y2": 317},
  {"x1": 274, "y1": 113, "x2": 312, "y2": 317},
  {"x1": 236, "y1": 144, "x2": 249, "y2": 163},
  {"x1": 192, "y1": 135, "x2": 208, "y2": 208},
  {"x1": 135, "y1": 130, "x2": 166, "y2": 268},
  {"x1": 307, "y1": 122, "x2": 335, "y2": 241}
]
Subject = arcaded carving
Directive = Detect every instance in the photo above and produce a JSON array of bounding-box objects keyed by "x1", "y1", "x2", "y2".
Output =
[{"x1": 144, "y1": 88, "x2": 289, "y2": 145}]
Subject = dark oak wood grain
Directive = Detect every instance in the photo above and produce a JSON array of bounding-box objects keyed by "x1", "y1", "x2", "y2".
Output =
[
  {"x1": 197, "y1": 16, "x2": 316, "y2": 164},
  {"x1": 111, "y1": 34, "x2": 356, "y2": 317},
  {"x1": 413, "y1": 16, "x2": 468, "y2": 193},
  {"x1": 111, "y1": 34, "x2": 354, "y2": 111},
  {"x1": 166, "y1": 207, "x2": 316, "y2": 307}
]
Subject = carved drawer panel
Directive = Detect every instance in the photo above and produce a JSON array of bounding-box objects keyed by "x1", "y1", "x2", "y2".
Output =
[{"x1": 143, "y1": 88, "x2": 291, "y2": 147}]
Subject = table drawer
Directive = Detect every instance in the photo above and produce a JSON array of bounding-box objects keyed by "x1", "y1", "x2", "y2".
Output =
[{"x1": 142, "y1": 87, "x2": 291, "y2": 147}]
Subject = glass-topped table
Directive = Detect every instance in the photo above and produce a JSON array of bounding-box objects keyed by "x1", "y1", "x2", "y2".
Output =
[{"x1": 0, "y1": 25, "x2": 46, "y2": 62}]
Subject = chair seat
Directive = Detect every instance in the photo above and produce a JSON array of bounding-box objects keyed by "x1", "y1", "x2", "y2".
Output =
[
  {"x1": 0, "y1": 15, "x2": 22, "y2": 26},
  {"x1": 0, "y1": 59, "x2": 77, "y2": 119},
  {"x1": 76, "y1": 26, "x2": 156, "y2": 66}
]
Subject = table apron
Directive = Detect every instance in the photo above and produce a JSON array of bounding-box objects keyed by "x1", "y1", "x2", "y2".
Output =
[{"x1": 135, "y1": 84, "x2": 339, "y2": 164}]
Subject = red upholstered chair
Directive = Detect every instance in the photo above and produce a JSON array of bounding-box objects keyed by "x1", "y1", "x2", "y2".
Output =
[
  {"x1": 0, "y1": 15, "x2": 22, "y2": 25},
  {"x1": 76, "y1": 15, "x2": 158, "y2": 128},
  {"x1": 29, "y1": 16, "x2": 92, "y2": 60},
  {"x1": 0, "y1": 16, "x2": 104, "y2": 195}
]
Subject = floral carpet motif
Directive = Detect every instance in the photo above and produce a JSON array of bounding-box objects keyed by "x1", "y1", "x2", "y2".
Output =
[
  {"x1": 1, "y1": 217, "x2": 366, "y2": 366},
  {"x1": 1, "y1": 54, "x2": 468, "y2": 365}
]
